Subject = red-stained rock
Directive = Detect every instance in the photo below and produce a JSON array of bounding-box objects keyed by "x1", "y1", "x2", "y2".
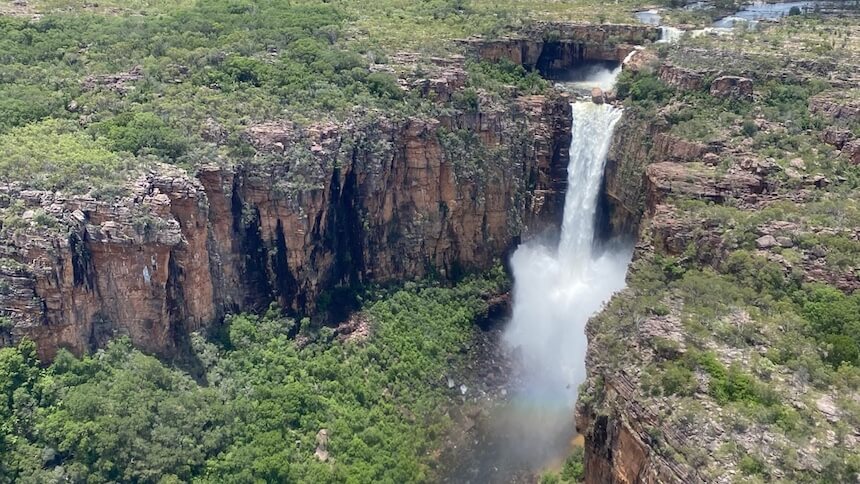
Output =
[
  {"x1": 658, "y1": 64, "x2": 705, "y2": 91},
  {"x1": 709, "y1": 76, "x2": 753, "y2": 101},
  {"x1": 0, "y1": 93, "x2": 573, "y2": 361}
]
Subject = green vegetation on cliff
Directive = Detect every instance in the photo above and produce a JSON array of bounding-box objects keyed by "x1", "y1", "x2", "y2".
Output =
[
  {"x1": 0, "y1": 269, "x2": 507, "y2": 483},
  {"x1": 0, "y1": 0, "x2": 579, "y2": 194},
  {"x1": 578, "y1": 11, "x2": 860, "y2": 481}
]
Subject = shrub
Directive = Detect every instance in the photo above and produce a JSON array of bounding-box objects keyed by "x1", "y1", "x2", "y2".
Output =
[
  {"x1": 689, "y1": 351, "x2": 778, "y2": 406},
  {"x1": 739, "y1": 454, "x2": 767, "y2": 476},
  {"x1": 0, "y1": 84, "x2": 66, "y2": 133},
  {"x1": 92, "y1": 112, "x2": 188, "y2": 159},
  {"x1": 741, "y1": 119, "x2": 758, "y2": 137},
  {"x1": 661, "y1": 361, "x2": 697, "y2": 396},
  {"x1": 616, "y1": 71, "x2": 674, "y2": 105},
  {"x1": 0, "y1": 119, "x2": 123, "y2": 192},
  {"x1": 560, "y1": 446, "x2": 585, "y2": 482},
  {"x1": 466, "y1": 60, "x2": 548, "y2": 95}
]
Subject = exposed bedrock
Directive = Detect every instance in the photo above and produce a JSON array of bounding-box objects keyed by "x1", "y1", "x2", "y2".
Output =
[
  {"x1": 0, "y1": 22, "x2": 661, "y2": 360},
  {"x1": 0, "y1": 94, "x2": 572, "y2": 360},
  {"x1": 460, "y1": 23, "x2": 659, "y2": 77}
]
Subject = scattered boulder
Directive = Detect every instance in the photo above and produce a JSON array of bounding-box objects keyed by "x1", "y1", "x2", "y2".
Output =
[
  {"x1": 815, "y1": 395, "x2": 840, "y2": 423},
  {"x1": 640, "y1": 316, "x2": 687, "y2": 357},
  {"x1": 809, "y1": 95, "x2": 860, "y2": 121},
  {"x1": 843, "y1": 139, "x2": 860, "y2": 165},
  {"x1": 709, "y1": 76, "x2": 753, "y2": 101},
  {"x1": 756, "y1": 235, "x2": 778, "y2": 249},
  {"x1": 739, "y1": 156, "x2": 781, "y2": 176},
  {"x1": 81, "y1": 65, "x2": 144, "y2": 94},
  {"x1": 820, "y1": 128, "x2": 852, "y2": 149},
  {"x1": 659, "y1": 63, "x2": 705, "y2": 91},
  {"x1": 200, "y1": 118, "x2": 228, "y2": 144},
  {"x1": 314, "y1": 429, "x2": 330, "y2": 462},
  {"x1": 776, "y1": 236, "x2": 794, "y2": 248},
  {"x1": 591, "y1": 87, "x2": 605, "y2": 104},
  {"x1": 810, "y1": 175, "x2": 831, "y2": 188},
  {"x1": 703, "y1": 153, "x2": 721, "y2": 166}
]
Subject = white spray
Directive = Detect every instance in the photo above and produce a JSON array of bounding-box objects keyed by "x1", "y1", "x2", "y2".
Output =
[
  {"x1": 504, "y1": 102, "x2": 631, "y2": 408},
  {"x1": 448, "y1": 76, "x2": 635, "y2": 483}
]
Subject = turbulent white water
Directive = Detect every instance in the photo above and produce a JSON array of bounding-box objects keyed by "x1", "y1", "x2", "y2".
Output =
[
  {"x1": 447, "y1": 83, "x2": 635, "y2": 484},
  {"x1": 559, "y1": 50, "x2": 640, "y2": 93},
  {"x1": 504, "y1": 102, "x2": 631, "y2": 409}
]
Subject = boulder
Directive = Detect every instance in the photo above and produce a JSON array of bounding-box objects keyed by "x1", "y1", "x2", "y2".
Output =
[
  {"x1": 709, "y1": 76, "x2": 753, "y2": 101},
  {"x1": 843, "y1": 139, "x2": 860, "y2": 165},
  {"x1": 820, "y1": 128, "x2": 852, "y2": 149},
  {"x1": 659, "y1": 63, "x2": 705, "y2": 91},
  {"x1": 776, "y1": 236, "x2": 794, "y2": 248},
  {"x1": 591, "y1": 87, "x2": 605, "y2": 104},
  {"x1": 314, "y1": 429, "x2": 330, "y2": 462},
  {"x1": 756, "y1": 235, "x2": 778, "y2": 249}
]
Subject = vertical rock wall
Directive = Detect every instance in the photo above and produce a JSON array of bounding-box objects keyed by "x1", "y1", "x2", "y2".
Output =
[{"x1": 0, "y1": 94, "x2": 572, "y2": 360}]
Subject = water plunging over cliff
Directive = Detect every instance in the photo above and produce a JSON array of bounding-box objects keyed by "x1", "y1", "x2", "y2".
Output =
[
  {"x1": 504, "y1": 101, "x2": 631, "y2": 413},
  {"x1": 445, "y1": 101, "x2": 633, "y2": 482}
]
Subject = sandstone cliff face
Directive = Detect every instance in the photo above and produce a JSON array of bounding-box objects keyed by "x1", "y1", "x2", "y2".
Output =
[
  {"x1": 0, "y1": 93, "x2": 572, "y2": 361},
  {"x1": 580, "y1": 57, "x2": 860, "y2": 482},
  {"x1": 460, "y1": 23, "x2": 659, "y2": 77}
]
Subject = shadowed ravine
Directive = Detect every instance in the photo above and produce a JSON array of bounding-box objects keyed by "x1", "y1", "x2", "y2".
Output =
[{"x1": 445, "y1": 98, "x2": 633, "y2": 482}]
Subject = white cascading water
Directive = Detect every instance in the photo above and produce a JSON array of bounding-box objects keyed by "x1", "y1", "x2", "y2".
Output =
[
  {"x1": 560, "y1": 49, "x2": 640, "y2": 92},
  {"x1": 448, "y1": 78, "x2": 635, "y2": 484},
  {"x1": 504, "y1": 102, "x2": 631, "y2": 408}
]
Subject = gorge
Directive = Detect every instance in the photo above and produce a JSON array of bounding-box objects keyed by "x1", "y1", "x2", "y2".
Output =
[{"x1": 2, "y1": 2, "x2": 860, "y2": 482}]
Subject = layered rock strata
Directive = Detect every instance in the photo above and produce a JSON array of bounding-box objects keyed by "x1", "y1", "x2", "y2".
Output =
[{"x1": 0, "y1": 92, "x2": 572, "y2": 361}]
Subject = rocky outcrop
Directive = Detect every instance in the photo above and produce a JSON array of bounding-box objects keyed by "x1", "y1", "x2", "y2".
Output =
[
  {"x1": 576, "y1": 367, "x2": 705, "y2": 484},
  {"x1": 658, "y1": 64, "x2": 705, "y2": 91},
  {"x1": 809, "y1": 93, "x2": 860, "y2": 121},
  {"x1": 644, "y1": 162, "x2": 765, "y2": 207},
  {"x1": 82, "y1": 65, "x2": 144, "y2": 94},
  {"x1": 709, "y1": 76, "x2": 753, "y2": 101},
  {"x1": 460, "y1": 23, "x2": 659, "y2": 76},
  {"x1": 651, "y1": 133, "x2": 714, "y2": 163},
  {"x1": 845, "y1": 139, "x2": 860, "y2": 164},
  {"x1": 599, "y1": 114, "x2": 661, "y2": 237},
  {"x1": 0, "y1": 93, "x2": 572, "y2": 361}
]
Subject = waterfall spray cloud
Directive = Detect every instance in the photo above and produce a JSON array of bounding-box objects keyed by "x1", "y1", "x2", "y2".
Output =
[
  {"x1": 505, "y1": 103, "x2": 627, "y2": 394},
  {"x1": 498, "y1": 102, "x2": 633, "y2": 473}
]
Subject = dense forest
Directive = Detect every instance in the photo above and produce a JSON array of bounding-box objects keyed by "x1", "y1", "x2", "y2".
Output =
[{"x1": 1, "y1": 270, "x2": 509, "y2": 482}]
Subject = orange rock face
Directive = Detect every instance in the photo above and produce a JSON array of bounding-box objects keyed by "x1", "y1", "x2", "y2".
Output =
[
  {"x1": 0, "y1": 94, "x2": 572, "y2": 361},
  {"x1": 459, "y1": 23, "x2": 659, "y2": 75}
]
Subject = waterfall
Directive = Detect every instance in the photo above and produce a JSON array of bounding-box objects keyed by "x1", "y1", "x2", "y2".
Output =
[
  {"x1": 560, "y1": 104, "x2": 624, "y2": 267},
  {"x1": 447, "y1": 81, "x2": 635, "y2": 484},
  {"x1": 503, "y1": 103, "x2": 630, "y2": 406}
]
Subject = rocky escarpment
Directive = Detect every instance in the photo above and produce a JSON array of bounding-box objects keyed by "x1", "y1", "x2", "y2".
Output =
[
  {"x1": 0, "y1": 83, "x2": 571, "y2": 361},
  {"x1": 579, "y1": 49, "x2": 860, "y2": 482},
  {"x1": 0, "y1": 22, "x2": 665, "y2": 361},
  {"x1": 460, "y1": 23, "x2": 659, "y2": 77}
]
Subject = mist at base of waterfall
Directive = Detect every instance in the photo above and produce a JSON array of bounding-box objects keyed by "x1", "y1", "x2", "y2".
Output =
[
  {"x1": 448, "y1": 102, "x2": 632, "y2": 483},
  {"x1": 549, "y1": 61, "x2": 621, "y2": 92},
  {"x1": 504, "y1": 239, "x2": 634, "y2": 401}
]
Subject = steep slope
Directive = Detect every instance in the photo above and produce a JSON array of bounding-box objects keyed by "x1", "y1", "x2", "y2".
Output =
[{"x1": 576, "y1": 15, "x2": 860, "y2": 483}]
